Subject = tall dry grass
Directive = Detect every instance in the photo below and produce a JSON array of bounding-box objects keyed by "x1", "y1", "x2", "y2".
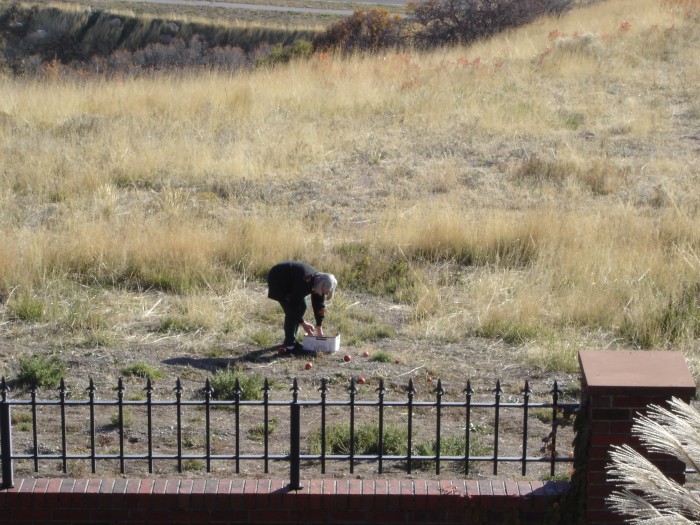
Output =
[{"x1": 1, "y1": 0, "x2": 699, "y2": 370}]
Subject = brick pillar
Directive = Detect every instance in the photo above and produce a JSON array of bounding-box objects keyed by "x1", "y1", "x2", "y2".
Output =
[{"x1": 578, "y1": 350, "x2": 696, "y2": 525}]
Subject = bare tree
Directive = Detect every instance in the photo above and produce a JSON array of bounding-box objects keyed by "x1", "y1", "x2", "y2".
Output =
[{"x1": 607, "y1": 397, "x2": 700, "y2": 524}]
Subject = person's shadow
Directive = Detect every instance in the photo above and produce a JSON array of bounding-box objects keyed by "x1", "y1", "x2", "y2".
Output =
[{"x1": 162, "y1": 345, "x2": 296, "y2": 373}]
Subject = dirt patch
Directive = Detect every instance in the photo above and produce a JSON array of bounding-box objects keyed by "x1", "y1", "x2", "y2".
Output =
[{"x1": 1, "y1": 290, "x2": 579, "y2": 483}]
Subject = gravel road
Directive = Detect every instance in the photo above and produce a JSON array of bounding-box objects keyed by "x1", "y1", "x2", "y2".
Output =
[{"x1": 120, "y1": 0, "x2": 406, "y2": 16}]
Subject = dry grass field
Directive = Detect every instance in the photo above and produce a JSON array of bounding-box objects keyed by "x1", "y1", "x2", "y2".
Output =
[{"x1": 0, "y1": 1, "x2": 699, "y2": 479}]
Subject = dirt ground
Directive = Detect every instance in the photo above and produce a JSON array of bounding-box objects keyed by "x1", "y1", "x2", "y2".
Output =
[{"x1": 0, "y1": 288, "x2": 580, "y2": 483}]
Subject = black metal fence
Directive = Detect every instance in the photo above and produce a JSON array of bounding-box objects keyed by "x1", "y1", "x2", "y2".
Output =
[{"x1": 0, "y1": 375, "x2": 578, "y2": 490}]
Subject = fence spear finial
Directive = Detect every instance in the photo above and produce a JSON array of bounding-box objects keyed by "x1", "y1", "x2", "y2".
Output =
[
  {"x1": 494, "y1": 379, "x2": 503, "y2": 398},
  {"x1": 86, "y1": 377, "x2": 96, "y2": 399},
  {"x1": 376, "y1": 378, "x2": 386, "y2": 396},
  {"x1": 174, "y1": 377, "x2": 183, "y2": 396},
  {"x1": 205, "y1": 378, "x2": 213, "y2": 400},
  {"x1": 319, "y1": 377, "x2": 328, "y2": 396},
  {"x1": 434, "y1": 378, "x2": 444, "y2": 397},
  {"x1": 551, "y1": 380, "x2": 561, "y2": 399},
  {"x1": 464, "y1": 379, "x2": 473, "y2": 397}
]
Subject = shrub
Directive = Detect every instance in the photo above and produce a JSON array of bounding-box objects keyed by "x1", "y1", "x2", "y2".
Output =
[
  {"x1": 17, "y1": 355, "x2": 66, "y2": 389},
  {"x1": 314, "y1": 8, "x2": 405, "y2": 53},
  {"x1": 256, "y1": 39, "x2": 313, "y2": 66},
  {"x1": 210, "y1": 365, "x2": 264, "y2": 401}
]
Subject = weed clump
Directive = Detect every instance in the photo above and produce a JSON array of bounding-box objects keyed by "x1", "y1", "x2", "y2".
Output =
[
  {"x1": 307, "y1": 422, "x2": 408, "y2": 455},
  {"x1": 414, "y1": 434, "x2": 490, "y2": 473},
  {"x1": 17, "y1": 355, "x2": 66, "y2": 389},
  {"x1": 8, "y1": 295, "x2": 45, "y2": 322},
  {"x1": 370, "y1": 351, "x2": 395, "y2": 363},
  {"x1": 121, "y1": 362, "x2": 164, "y2": 382},
  {"x1": 210, "y1": 365, "x2": 265, "y2": 401}
]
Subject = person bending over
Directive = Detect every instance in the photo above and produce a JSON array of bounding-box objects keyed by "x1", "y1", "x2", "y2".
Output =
[{"x1": 266, "y1": 261, "x2": 337, "y2": 353}]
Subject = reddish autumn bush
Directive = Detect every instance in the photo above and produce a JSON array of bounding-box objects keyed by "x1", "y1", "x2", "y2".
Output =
[{"x1": 313, "y1": 8, "x2": 405, "y2": 53}]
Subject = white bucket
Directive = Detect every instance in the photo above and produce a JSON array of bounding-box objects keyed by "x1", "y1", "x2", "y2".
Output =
[{"x1": 302, "y1": 334, "x2": 340, "y2": 353}]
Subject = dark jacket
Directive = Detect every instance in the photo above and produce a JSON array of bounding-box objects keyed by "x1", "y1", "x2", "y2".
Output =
[{"x1": 267, "y1": 261, "x2": 327, "y2": 326}]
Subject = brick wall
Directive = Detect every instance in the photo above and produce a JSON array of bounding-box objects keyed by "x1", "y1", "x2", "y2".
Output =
[
  {"x1": 0, "y1": 477, "x2": 569, "y2": 525},
  {"x1": 578, "y1": 350, "x2": 697, "y2": 525}
]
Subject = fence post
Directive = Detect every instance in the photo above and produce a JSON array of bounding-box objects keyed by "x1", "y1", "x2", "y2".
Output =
[
  {"x1": 578, "y1": 350, "x2": 696, "y2": 525},
  {"x1": 0, "y1": 377, "x2": 14, "y2": 489},
  {"x1": 288, "y1": 378, "x2": 302, "y2": 490}
]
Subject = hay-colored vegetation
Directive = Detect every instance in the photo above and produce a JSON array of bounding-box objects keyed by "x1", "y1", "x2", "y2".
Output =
[{"x1": 1, "y1": 0, "x2": 699, "y2": 379}]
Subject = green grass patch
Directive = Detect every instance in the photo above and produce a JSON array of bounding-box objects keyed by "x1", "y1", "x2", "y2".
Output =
[
  {"x1": 11, "y1": 411, "x2": 33, "y2": 425},
  {"x1": 530, "y1": 407, "x2": 554, "y2": 423},
  {"x1": 249, "y1": 330, "x2": 277, "y2": 348},
  {"x1": 476, "y1": 318, "x2": 540, "y2": 345},
  {"x1": 110, "y1": 407, "x2": 134, "y2": 428},
  {"x1": 332, "y1": 245, "x2": 419, "y2": 301},
  {"x1": 331, "y1": 307, "x2": 395, "y2": 347},
  {"x1": 157, "y1": 315, "x2": 207, "y2": 334},
  {"x1": 121, "y1": 362, "x2": 164, "y2": 382},
  {"x1": 183, "y1": 459, "x2": 205, "y2": 471},
  {"x1": 307, "y1": 422, "x2": 408, "y2": 456},
  {"x1": 8, "y1": 295, "x2": 45, "y2": 322},
  {"x1": 206, "y1": 347, "x2": 228, "y2": 358},
  {"x1": 210, "y1": 365, "x2": 265, "y2": 401},
  {"x1": 17, "y1": 354, "x2": 66, "y2": 389},
  {"x1": 369, "y1": 351, "x2": 394, "y2": 363},
  {"x1": 248, "y1": 417, "x2": 279, "y2": 440}
]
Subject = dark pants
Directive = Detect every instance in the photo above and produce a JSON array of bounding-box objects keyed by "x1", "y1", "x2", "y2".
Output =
[{"x1": 279, "y1": 298, "x2": 307, "y2": 346}]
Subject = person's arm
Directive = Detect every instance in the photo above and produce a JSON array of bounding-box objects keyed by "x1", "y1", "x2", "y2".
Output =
[{"x1": 311, "y1": 294, "x2": 326, "y2": 336}]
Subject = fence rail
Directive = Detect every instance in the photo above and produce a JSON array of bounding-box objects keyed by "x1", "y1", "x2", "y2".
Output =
[{"x1": 0, "y1": 375, "x2": 578, "y2": 490}]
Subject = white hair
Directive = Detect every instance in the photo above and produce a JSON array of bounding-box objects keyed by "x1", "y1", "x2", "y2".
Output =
[{"x1": 313, "y1": 273, "x2": 337, "y2": 300}]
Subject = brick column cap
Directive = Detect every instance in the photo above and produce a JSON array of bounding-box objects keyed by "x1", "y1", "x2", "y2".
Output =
[{"x1": 579, "y1": 350, "x2": 696, "y2": 396}]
